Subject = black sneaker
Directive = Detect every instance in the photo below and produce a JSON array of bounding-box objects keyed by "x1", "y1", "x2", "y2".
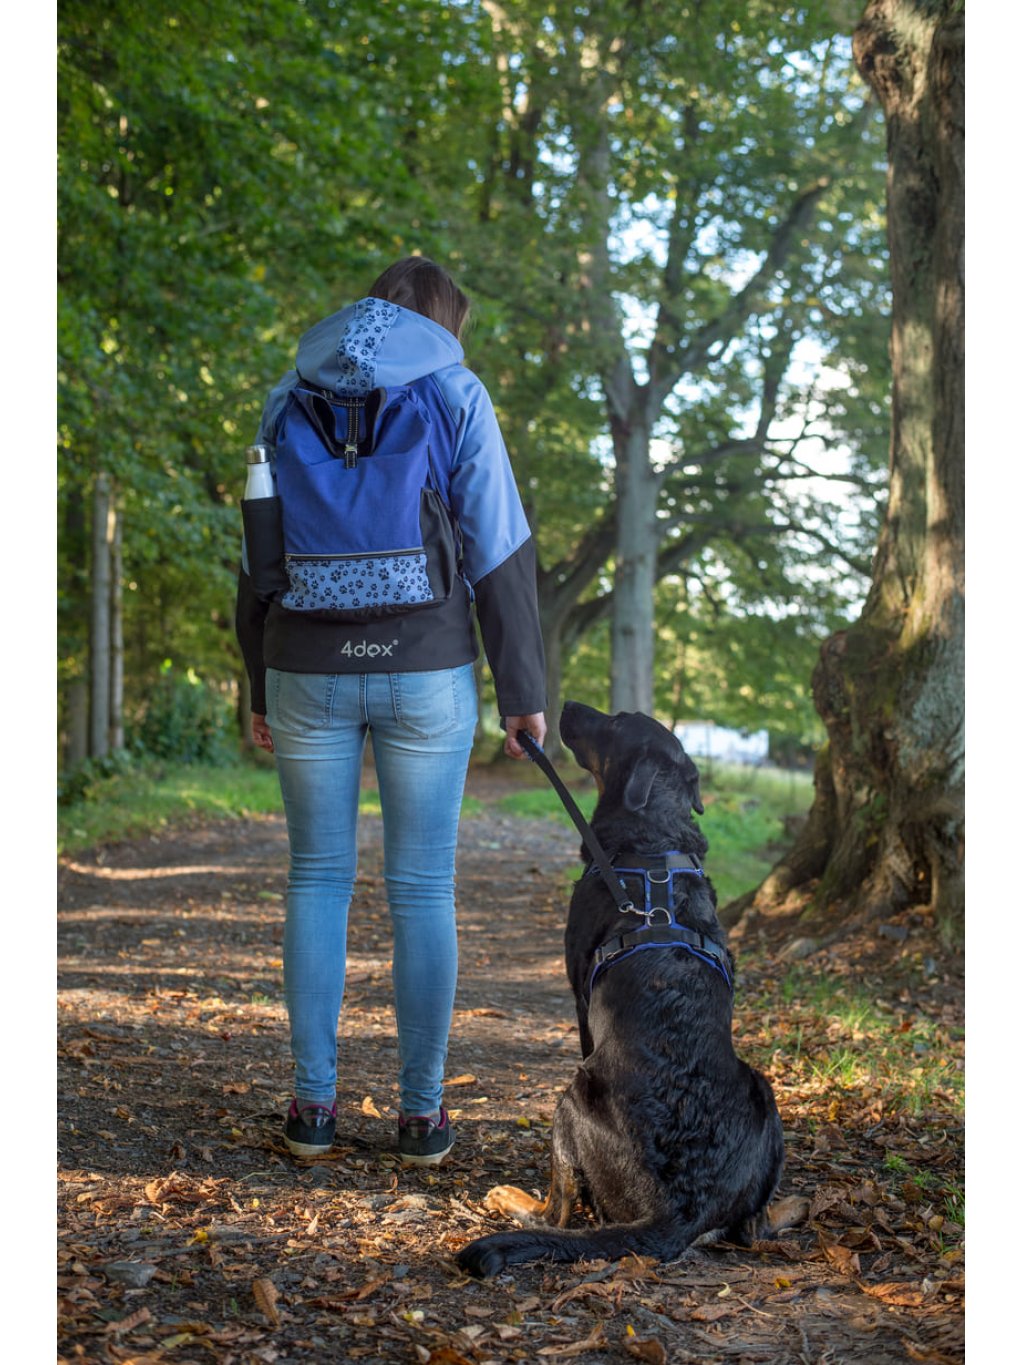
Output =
[
  {"x1": 284, "y1": 1099, "x2": 337, "y2": 1156},
  {"x1": 398, "y1": 1107, "x2": 454, "y2": 1166}
]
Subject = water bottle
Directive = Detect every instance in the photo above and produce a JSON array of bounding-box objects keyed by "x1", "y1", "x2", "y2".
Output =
[{"x1": 245, "y1": 444, "x2": 275, "y2": 499}]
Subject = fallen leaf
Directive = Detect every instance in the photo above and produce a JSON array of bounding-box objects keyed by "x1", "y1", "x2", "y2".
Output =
[
  {"x1": 538, "y1": 1323, "x2": 607, "y2": 1357},
  {"x1": 821, "y1": 1239, "x2": 861, "y2": 1275},
  {"x1": 859, "y1": 1281, "x2": 929, "y2": 1308},
  {"x1": 445, "y1": 1074, "x2": 477, "y2": 1086},
  {"x1": 361, "y1": 1095, "x2": 384, "y2": 1119},
  {"x1": 253, "y1": 1276, "x2": 280, "y2": 1327},
  {"x1": 810, "y1": 1185, "x2": 848, "y2": 1220},
  {"x1": 768, "y1": 1194, "x2": 810, "y2": 1232},
  {"x1": 690, "y1": 1303, "x2": 734, "y2": 1323},
  {"x1": 623, "y1": 1335, "x2": 667, "y2": 1364},
  {"x1": 551, "y1": 1280, "x2": 617, "y2": 1310},
  {"x1": 901, "y1": 1341, "x2": 961, "y2": 1364},
  {"x1": 104, "y1": 1306, "x2": 153, "y2": 1335}
]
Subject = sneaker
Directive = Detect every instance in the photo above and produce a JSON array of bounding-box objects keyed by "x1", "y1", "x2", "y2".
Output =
[
  {"x1": 398, "y1": 1107, "x2": 454, "y2": 1167},
  {"x1": 284, "y1": 1099, "x2": 337, "y2": 1157}
]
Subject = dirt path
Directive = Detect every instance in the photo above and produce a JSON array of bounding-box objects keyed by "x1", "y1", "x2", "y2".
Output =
[{"x1": 58, "y1": 765, "x2": 964, "y2": 1364}]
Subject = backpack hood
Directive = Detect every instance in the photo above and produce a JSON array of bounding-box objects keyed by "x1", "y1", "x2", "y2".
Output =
[{"x1": 295, "y1": 297, "x2": 464, "y2": 395}]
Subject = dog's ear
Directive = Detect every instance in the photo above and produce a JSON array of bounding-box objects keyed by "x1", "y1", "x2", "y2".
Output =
[
  {"x1": 680, "y1": 752, "x2": 704, "y2": 815},
  {"x1": 623, "y1": 758, "x2": 659, "y2": 812}
]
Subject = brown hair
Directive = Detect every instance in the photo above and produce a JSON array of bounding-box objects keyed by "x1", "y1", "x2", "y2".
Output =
[{"x1": 367, "y1": 256, "x2": 470, "y2": 341}]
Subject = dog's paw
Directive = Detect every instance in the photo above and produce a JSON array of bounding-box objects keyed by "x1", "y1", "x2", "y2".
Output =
[{"x1": 483, "y1": 1185, "x2": 546, "y2": 1221}]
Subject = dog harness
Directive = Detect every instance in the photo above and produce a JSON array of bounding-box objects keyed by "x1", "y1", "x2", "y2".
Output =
[
  {"x1": 510, "y1": 731, "x2": 733, "y2": 1004},
  {"x1": 585, "y1": 853, "x2": 733, "y2": 1001}
]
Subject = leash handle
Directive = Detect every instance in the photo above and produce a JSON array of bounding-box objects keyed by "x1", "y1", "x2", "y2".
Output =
[{"x1": 516, "y1": 730, "x2": 636, "y2": 914}]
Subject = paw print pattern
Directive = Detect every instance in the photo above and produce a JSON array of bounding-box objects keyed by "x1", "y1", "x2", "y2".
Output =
[
  {"x1": 335, "y1": 298, "x2": 400, "y2": 396},
  {"x1": 282, "y1": 554, "x2": 433, "y2": 614}
]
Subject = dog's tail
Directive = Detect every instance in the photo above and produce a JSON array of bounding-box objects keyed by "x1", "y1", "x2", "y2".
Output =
[{"x1": 456, "y1": 1214, "x2": 698, "y2": 1279}]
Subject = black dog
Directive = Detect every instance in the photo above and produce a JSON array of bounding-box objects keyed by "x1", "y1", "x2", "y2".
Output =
[{"x1": 456, "y1": 701, "x2": 784, "y2": 1277}]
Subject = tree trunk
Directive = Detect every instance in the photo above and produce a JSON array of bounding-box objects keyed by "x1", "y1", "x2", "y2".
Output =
[
  {"x1": 89, "y1": 473, "x2": 113, "y2": 759},
  {"x1": 66, "y1": 677, "x2": 89, "y2": 770},
  {"x1": 109, "y1": 498, "x2": 124, "y2": 750},
  {"x1": 747, "y1": 0, "x2": 964, "y2": 944},
  {"x1": 609, "y1": 420, "x2": 659, "y2": 715}
]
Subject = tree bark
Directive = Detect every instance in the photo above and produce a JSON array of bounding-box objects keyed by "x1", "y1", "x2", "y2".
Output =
[
  {"x1": 66, "y1": 677, "x2": 89, "y2": 770},
  {"x1": 609, "y1": 418, "x2": 660, "y2": 715},
  {"x1": 109, "y1": 498, "x2": 124, "y2": 750},
  {"x1": 747, "y1": 0, "x2": 964, "y2": 944},
  {"x1": 89, "y1": 473, "x2": 113, "y2": 759}
]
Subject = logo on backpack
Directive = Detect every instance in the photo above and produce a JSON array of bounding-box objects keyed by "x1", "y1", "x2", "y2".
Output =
[{"x1": 241, "y1": 376, "x2": 459, "y2": 622}]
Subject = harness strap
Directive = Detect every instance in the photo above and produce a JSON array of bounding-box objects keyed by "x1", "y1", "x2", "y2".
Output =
[
  {"x1": 516, "y1": 730, "x2": 636, "y2": 915},
  {"x1": 588, "y1": 925, "x2": 733, "y2": 1000}
]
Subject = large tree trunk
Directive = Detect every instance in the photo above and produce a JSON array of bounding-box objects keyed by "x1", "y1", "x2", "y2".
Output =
[
  {"x1": 746, "y1": 0, "x2": 964, "y2": 944},
  {"x1": 89, "y1": 473, "x2": 113, "y2": 759}
]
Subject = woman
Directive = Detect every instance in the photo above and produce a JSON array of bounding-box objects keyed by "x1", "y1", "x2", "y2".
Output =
[{"x1": 236, "y1": 257, "x2": 546, "y2": 1166}]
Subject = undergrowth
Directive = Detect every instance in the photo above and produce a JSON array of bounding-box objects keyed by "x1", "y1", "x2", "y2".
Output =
[{"x1": 495, "y1": 763, "x2": 812, "y2": 903}]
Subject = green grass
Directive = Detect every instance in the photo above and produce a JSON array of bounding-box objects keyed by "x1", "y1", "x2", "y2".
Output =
[
  {"x1": 58, "y1": 756, "x2": 805, "y2": 901},
  {"x1": 495, "y1": 762, "x2": 812, "y2": 903},
  {"x1": 57, "y1": 757, "x2": 483, "y2": 855},
  {"x1": 746, "y1": 966, "x2": 965, "y2": 1125},
  {"x1": 58, "y1": 760, "x2": 285, "y2": 854}
]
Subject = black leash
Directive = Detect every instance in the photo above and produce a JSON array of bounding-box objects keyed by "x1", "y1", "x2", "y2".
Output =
[{"x1": 516, "y1": 729, "x2": 637, "y2": 915}]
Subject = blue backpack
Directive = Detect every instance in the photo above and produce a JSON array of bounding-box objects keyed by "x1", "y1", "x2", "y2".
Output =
[{"x1": 242, "y1": 378, "x2": 459, "y2": 620}]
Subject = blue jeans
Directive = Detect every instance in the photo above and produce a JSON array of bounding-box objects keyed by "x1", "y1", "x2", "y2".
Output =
[{"x1": 265, "y1": 664, "x2": 478, "y2": 1116}]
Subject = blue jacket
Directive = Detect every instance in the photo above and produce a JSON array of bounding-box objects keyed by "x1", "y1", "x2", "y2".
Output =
[{"x1": 236, "y1": 298, "x2": 546, "y2": 718}]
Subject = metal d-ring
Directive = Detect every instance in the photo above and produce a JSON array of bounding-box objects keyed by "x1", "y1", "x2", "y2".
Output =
[{"x1": 645, "y1": 905, "x2": 674, "y2": 929}]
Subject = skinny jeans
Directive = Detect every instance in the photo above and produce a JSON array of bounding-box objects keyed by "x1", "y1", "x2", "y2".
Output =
[{"x1": 265, "y1": 664, "x2": 477, "y2": 1116}]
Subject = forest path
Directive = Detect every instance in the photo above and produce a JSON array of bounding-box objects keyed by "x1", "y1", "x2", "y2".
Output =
[{"x1": 57, "y1": 763, "x2": 963, "y2": 1364}]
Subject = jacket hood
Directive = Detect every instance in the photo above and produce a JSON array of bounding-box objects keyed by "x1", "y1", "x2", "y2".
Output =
[{"x1": 295, "y1": 297, "x2": 464, "y2": 395}]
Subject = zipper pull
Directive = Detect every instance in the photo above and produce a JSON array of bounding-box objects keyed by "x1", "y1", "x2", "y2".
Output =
[{"x1": 343, "y1": 403, "x2": 360, "y2": 468}]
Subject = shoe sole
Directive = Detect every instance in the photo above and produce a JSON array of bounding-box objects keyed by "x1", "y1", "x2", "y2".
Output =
[
  {"x1": 285, "y1": 1135, "x2": 334, "y2": 1157},
  {"x1": 398, "y1": 1138, "x2": 454, "y2": 1167}
]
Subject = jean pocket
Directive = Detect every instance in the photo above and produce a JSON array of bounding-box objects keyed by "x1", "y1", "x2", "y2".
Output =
[
  {"x1": 266, "y1": 668, "x2": 335, "y2": 732},
  {"x1": 392, "y1": 666, "x2": 475, "y2": 740}
]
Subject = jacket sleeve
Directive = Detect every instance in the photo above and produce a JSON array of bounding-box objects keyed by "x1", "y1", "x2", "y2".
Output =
[
  {"x1": 235, "y1": 564, "x2": 270, "y2": 715},
  {"x1": 439, "y1": 368, "x2": 547, "y2": 717}
]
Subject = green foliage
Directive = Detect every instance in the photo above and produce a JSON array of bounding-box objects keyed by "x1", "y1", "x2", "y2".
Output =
[
  {"x1": 130, "y1": 664, "x2": 237, "y2": 765},
  {"x1": 57, "y1": 0, "x2": 890, "y2": 760},
  {"x1": 57, "y1": 758, "x2": 283, "y2": 854},
  {"x1": 57, "y1": 749, "x2": 136, "y2": 808}
]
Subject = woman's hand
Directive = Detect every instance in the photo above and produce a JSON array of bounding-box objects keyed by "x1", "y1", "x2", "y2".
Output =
[
  {"x1": 503, "y1": 713, "x2": 547, "y2": 760},
  {"x1": 252, "y1": 713, "x2": 275, "y2": 753}
]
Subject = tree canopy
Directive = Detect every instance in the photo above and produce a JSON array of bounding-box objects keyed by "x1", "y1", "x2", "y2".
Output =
[{"x1": 58, "y1": 0, "x2": 891, "y2": 762}]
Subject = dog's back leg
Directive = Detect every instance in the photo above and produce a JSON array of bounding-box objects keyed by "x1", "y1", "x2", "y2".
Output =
[{"x1": 482, "y1": 1113, "x2": 580, "y2": 1227}]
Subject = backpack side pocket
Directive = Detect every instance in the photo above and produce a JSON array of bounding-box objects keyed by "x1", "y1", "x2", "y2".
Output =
[{"x1": 242, "y1": 496, "x2": 289, "y2": 601}]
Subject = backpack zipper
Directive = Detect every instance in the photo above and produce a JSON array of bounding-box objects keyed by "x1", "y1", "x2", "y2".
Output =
[{"x1": 343, "y1": 401, "x2": 360, "y2": 469}]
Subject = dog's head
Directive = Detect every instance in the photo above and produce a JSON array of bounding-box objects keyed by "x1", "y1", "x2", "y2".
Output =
[{"x1": 560, "y1": 701, "x2": 704, "y2": 817}]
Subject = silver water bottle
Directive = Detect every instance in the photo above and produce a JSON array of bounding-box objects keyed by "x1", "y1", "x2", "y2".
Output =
[{"x1": 245, "y1": 444, "x2": 275, "y2": 499}]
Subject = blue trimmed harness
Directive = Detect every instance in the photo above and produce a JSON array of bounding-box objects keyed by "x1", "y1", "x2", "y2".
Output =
[
  {"x1": 510, "y1": 731, "x2": 732, "y2": 1005},
  {"x1": 585, "y1": 851, "x2": 733, "y2": 1002}
]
